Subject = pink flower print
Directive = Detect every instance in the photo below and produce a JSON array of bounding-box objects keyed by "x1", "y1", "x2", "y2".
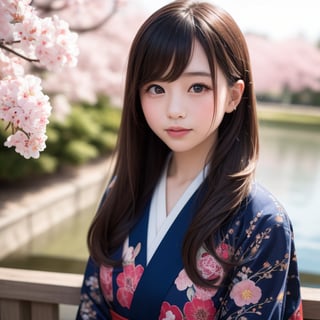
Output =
[
  {"x1": 230, "y1": 279, "x2": 262, "y2": 307},
  {"x1": 159, "y1": 302, "x2": 183, "y2": 320},
  {"x1": 183, "y1": 297, "x2": 216, "y2": 320},
  {"x1": 100, "y1": 265, "x2": 114, "y2": 301},
  {"x1": 122, "y1": 241, "x2": 141, "y2": 264},
  {"x1": 197, "y1": 252, "x2": 223, "y2": 281},
  {"x1": 175, "y1": 269, "x2": 193, "y2": 291},
  {"x1": 194, "y1": 285, "x2": 217, "y2": 301},
  {"x1": 116, "y1": 264, "x2": 144, "y2": 309}
]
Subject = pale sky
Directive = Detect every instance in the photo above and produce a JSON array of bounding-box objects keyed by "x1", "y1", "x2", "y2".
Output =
[{"x1": 134, "y1": 0, "x2": 320, "y2": 43}]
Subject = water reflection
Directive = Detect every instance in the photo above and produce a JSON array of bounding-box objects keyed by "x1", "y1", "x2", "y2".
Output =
[
  {"x1": 0, "y1": 207, "x2": 93, "y2": 274},
  {"x1": 257, "y1": 123, "x2": 320, "y2": 276}
]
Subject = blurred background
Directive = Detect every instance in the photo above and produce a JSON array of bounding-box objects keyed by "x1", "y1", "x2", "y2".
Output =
[{"x1": 0, "y1": 0, "x2": 319, "y2": 317}]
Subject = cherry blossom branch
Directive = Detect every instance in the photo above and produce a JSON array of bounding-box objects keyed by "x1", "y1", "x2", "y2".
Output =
[
  {"x1": 0, "y1": 41, "x2": 40, "y2": 63},
  {"x1": 31, "y1": 0, "x2": 120, "y2": 33},
  {"x1": 0, "y1": 1, "x2": 79, "y2": 159},
  {"x1": 30, "y1": 0, "x2": 69, "y2": 13},
  {"x1": 71, "y1": 1, "x2": 119, "y2": 33}
]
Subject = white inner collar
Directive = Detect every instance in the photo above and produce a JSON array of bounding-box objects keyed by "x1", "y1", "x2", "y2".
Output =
[{"x1": 146, "y1": 158, "x2": 208, "y2": 264}]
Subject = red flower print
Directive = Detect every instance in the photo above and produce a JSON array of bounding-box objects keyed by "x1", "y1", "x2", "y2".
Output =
[
  {"x1": 197, "y1": 252, "x2": 223, "y2": 280},
  {"x1": 216, "y1": 242, "x2": 231, "y2": 260},
  {"x1": 100, "y1": 265, "x2": 114, "y2": 301},
  {"x1": 116, "y1": 263, "x2": 144, "y2": 308},
  {"x1": 230, "y1": 279, "x2": 262, "y2": 307},
  {"x1": 159, "y1": 301, "x2": 183, "y2": 320},
  {"x1": 183, "y1": 298, "x2": 216, "y2": 320},
  {"x1": 289, "y1": 301, "x2": 303, "y2": 320}
]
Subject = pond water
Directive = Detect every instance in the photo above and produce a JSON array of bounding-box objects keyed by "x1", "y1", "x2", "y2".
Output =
[
  {"x1": 257, "y1": 122, "x2": 320, "y2": 279},
  {"x1": 1, "y1": 122, "x2": 320, "y2": 286}
]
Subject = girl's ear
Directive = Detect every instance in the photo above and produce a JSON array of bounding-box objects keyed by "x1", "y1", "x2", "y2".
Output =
[{"x1": 226, "y1": 79, "x2": 245, "y2": 113}]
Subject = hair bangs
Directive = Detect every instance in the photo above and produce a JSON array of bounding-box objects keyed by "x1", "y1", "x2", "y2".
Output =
[{"x1": 138, "y1": 15, "x2": 196, "y2": 86}]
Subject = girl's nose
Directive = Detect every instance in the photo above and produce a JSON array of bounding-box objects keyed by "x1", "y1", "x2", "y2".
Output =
[
  {"x1": 167, "y1": 94, "x2": 186, "y2": 119},
  {"x1": 168, "y1": 109, "x2": 186, "y2": 119}
]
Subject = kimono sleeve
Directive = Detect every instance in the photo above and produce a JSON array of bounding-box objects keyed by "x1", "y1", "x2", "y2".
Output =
[
  {"x1": 217, "y1": 209, "x2": 302, "y2": 319},
  {"x1": 76, "y1": 257, "x2": 111, "y2": 320}
]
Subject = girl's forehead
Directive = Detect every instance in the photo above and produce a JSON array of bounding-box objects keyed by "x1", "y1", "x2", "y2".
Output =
[{"x1": 184, "y1": 40, "x2": 211, "y2": 74}]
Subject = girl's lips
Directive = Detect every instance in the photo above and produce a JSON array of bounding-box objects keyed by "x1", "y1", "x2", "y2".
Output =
[{"x1": 166, "y1": 127, "x2": 191, "y2": 138}]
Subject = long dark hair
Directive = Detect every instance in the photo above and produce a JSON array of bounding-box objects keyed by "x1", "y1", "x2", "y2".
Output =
[{"x1": 88, "y1": 0, "x2": 259, "y2": 288}]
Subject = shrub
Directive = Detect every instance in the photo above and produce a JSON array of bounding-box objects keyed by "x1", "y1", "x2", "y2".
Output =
[{"x1": 0, "y1": 96, "x2": 121, "y2": 182}]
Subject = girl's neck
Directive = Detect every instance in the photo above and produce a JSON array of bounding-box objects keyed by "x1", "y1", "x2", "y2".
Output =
[
  {"x1": 165, "y1": 151, "x2": 209, "y2": 215},
  {"x1": 167, "y1": 151, "x2": 209, "y2": 184}
]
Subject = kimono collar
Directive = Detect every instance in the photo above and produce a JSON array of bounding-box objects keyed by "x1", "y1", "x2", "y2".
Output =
[{"x1": 147, "y1": 157, "x2": 209, "y2": 264}]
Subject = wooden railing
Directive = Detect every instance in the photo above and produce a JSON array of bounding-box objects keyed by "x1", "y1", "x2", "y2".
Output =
[
  {"x1": 0, "y1": 268, "x2": 81, "y2": 320},
  {"x1": 0, "y1": 267, "x2": 320, "y2": 320}
]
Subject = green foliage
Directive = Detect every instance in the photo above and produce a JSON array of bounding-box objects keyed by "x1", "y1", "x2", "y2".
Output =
[
  {"x1": 62, "y1": 140, "x2": 99, "y2": 165},
  {"x1": 0, "y1": 151, "x2": 58, "y2": 181},
  {"x1": 0, "y1": 96, "x2": 121, "y2": 182},
  {"x1": 290, "y1": 88, "x2": 320, "y2": 106},
  {"x1": 257, "y1": 88, "x2": 320, "y2": 107}
]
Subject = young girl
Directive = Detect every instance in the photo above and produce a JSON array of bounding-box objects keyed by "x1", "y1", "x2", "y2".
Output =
[{"x1": 77, "y1": 1, "x2": 303, "y2": 319}]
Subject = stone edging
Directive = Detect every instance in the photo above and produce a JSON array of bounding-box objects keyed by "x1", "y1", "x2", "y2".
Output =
[{"x1": 0, "y1": 158, "x2": 113, "y2": 259}]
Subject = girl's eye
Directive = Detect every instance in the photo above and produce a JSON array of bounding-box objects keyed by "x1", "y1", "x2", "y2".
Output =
[
  {"x1": 147, "y1": 85, "x2": 165, "y2": 95},
  {"x1": 189, "y1": 83, "x2": 210, "y2": 93}
]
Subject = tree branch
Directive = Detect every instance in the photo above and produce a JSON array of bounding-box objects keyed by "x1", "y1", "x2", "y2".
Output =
[
  {"x1": 0, "y1": 41, "x2": 40, "y2": 63},
  {"x1": 70, "y1": 1, "x2": 119, "y2": 33},
  {"x1": 31, "y1": 0, "x2": 120, "y2": 34},
  {"x1": 31, "y1": 0, "x2": 68, "y2": 13}
]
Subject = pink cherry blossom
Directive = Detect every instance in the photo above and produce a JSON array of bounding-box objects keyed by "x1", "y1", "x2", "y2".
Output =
[
  {"x1": 41, "y1": 4, "x2": 144, "y2": 106},
  {"x1": 4, "y1": 130, "x2": 47, "y2": 159},
  {"x1": 159, "y1": 302, "x2": 183, "y2": 320},
  {"x1": 35, "y1": 15, "x2": 79, "y2": 70},
  {"x1": 0, "y1": 51, "x2": 25, "y2": 80},
  {"x1": 1, "y1": 0, "x2": 34, "y2": 25},
  {"x1": 13, "y1": 14, "x2": 79, "y2": 70},
  {"x1": 230, "y1": 279, "x2": 262, "y2": 307},
  {"x1": 0, "y1": 10, "x2": 13, "y2": 41},
  {"x1": 0, "y1": 0, "x2": 79, "y2": 158},
  {"x1": 246, "y1": 34, "x2": 320, "y2": 93},
  {"x1": 0, "y1": 74, "x2": 51, "y2": 158}
]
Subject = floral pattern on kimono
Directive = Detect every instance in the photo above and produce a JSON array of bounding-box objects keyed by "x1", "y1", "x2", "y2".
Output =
[{"x1": 76, "y1": 183, "x2": 303, "y2": 320}]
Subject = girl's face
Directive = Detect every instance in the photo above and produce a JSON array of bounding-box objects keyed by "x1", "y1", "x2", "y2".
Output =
[{"x1": 140, "y1": 41, "x2": 242, "y2": 158}]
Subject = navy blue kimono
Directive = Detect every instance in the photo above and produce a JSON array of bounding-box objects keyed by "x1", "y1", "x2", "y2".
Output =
[{"x1": 76, "y1": 183, "x2": 302, "y2": 319}]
